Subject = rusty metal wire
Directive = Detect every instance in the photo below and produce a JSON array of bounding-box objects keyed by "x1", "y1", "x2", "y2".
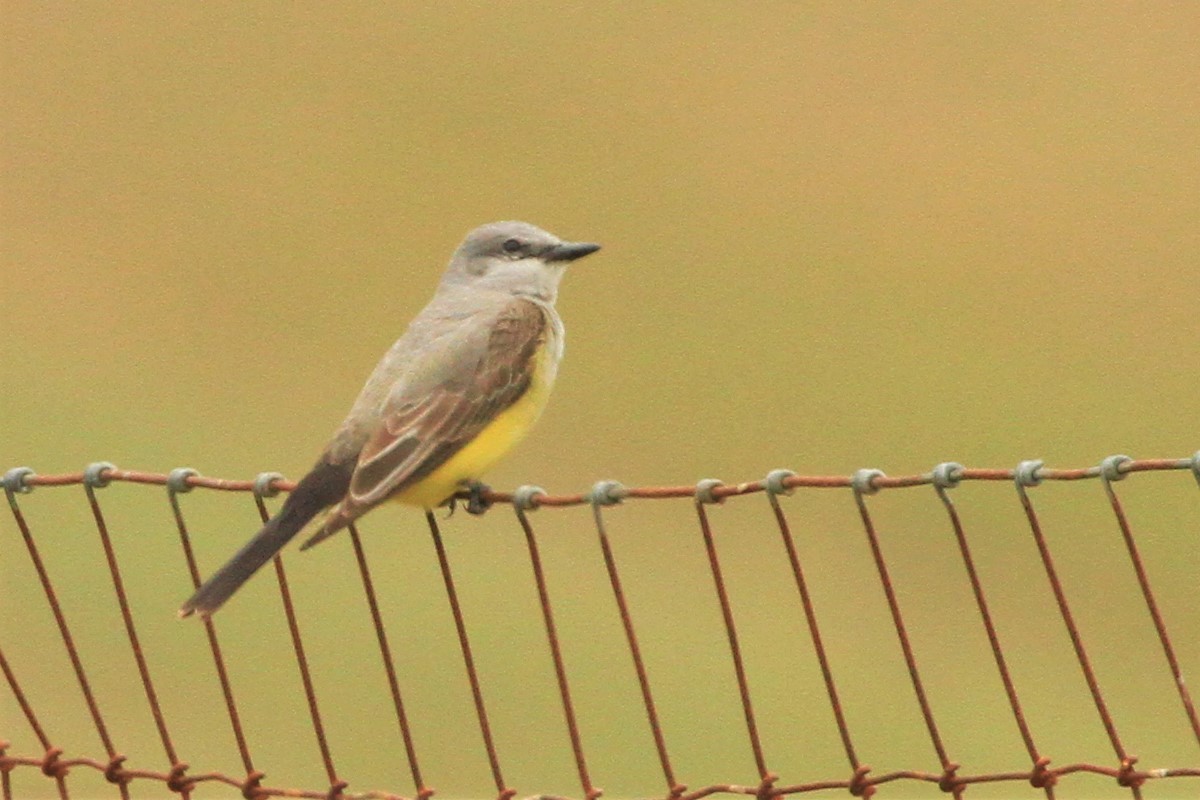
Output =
[{"x1": 3, "y1": 455, "x2": 1200, "y2": 799}]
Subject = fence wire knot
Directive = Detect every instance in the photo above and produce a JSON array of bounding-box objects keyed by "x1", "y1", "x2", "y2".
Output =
[
  {"x1": 1117, "y1": 755, "x2": 1145, "y2": 789},
  {"x1": 1029, "y1": 756, "x2": 1056, "y2": 789},
  {"x1": 38, "y1": 746, "x2": 65, "y2": 779},
  {"x1": 102, "y1": 753, "x2": 129, "y2": 786},
  {"x1": 754, "y1": 771, "x2": 779, "y2": 800},
  {"x1": 165, "y1": 760, "x2": 191, "y2": 793},
  {"x1": 240, "y1": 769, "x2": 266, "y2": 800},
  {"x1": 848, "y1": 765, "x2": 874, "y2": 798},
  {"x1": 937, "y1": 761, "x2": 961, "y2": 793}
]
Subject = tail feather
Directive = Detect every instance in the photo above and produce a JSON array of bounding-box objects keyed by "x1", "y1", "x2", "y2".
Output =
[
  {"x1": 298, "y1": 506, "x2": 353, "y2": 551},
  {"x1": 179, "y1": 459, "x2": 352, "y2": 618}
]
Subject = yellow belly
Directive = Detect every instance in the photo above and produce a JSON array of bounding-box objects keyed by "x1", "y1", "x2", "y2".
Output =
[{"x1": 390, "y1": 356, "x2": 554, "y2": 509}]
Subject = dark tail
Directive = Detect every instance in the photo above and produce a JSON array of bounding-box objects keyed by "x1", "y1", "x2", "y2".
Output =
[{"x1": 179, "y1": 459, "x2": 352, "y2": 618}]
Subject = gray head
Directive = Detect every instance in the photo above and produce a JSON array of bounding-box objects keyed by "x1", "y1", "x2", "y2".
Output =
[{"x1": 441, "y1": 221, "x2": 601, "y2": 302}]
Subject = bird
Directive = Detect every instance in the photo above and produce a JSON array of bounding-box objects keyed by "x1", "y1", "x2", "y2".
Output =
[{"x1": 180, "y1": 221, "x2": 600, "y2": 618}]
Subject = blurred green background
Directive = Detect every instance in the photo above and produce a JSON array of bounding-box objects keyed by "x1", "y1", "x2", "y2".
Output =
[{"x1": 3, "y1": 3, "x2": 1199, "y2": 799}]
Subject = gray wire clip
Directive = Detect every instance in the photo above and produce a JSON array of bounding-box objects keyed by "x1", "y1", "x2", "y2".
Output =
[
  {"x1": 1014, "y1": 459, "x2": 1044, "y2": 488},
  {"x1": 167, "y1": 467, "x2": 200, "y2": 495},
  {"x1": 589, "y1": 480, "x2": 627, "y2": 507},
  {"x1": 764, "y1": 469, "x2": 796, "y2": 497},
  {"x1": 931, "y1": 462, "x2": 964, "y2": 490},
  {"x1": 253, "y1": 471, "x2": 285, "y2": 499},
  {"x1": 3, "y1": 467, "x2": 35, "y2": 496},
  {"x1": 513, "y1": 484, "x2": 547, "y2": 512},
  {"x1": 694, "y1": 478, "x2": 725, "y2": 504},
  {"x1": 851, "y1": 468, "x2": 884, "y2": 496},
  {"x1": 1099, "y1": 454, "x2": 1132, "y2": 484},
  {"x1": 83, "y1": 461, "x2": 117, "y2": 489}
]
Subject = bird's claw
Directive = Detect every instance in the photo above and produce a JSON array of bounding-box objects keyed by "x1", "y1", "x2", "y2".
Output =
[{"x1": 465, "y1": 481, "x2": 493, "y2": 515}]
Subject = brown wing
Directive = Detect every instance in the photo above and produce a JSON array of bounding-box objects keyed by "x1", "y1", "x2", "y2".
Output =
[{"x1": 308, "y1": 298, "x2": 548, "y2": 541}]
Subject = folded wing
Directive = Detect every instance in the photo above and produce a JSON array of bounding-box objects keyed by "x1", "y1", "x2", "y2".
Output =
[{"x1": 301, "y1": 297, "x2": 548, "y2": 547}]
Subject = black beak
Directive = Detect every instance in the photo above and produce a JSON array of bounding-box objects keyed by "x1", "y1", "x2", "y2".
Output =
[{"x1": 545, "y1": 241, "x2": 602, "y2": 263}]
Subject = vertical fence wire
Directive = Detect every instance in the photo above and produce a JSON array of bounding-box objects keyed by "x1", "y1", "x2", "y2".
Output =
[
  {"x1": 167, "y1": 472, "x2": 263, "y2": 795},
  {"x1": 588, "y1": 492, "x2": 683, "y2": 799},
  {"x1": 850, "y1": 473, "x2": 962, "y2": 799},
  {"x1": 1099, "y1": 461, "x2": 1200, "y2": 750},
  {"x1": 764, "y1": 474, "x2": 872, "y2": 796},
  {"x1": 347, "y1": 524, "x2": 432, "y2": 800},
  {"x1": 931, "y1": 465, "x2": 1056, "y2": 798},
  {"x1": 82, "y1": 473, "x2": 190, "y2": 797},
  {"x1": 5, "y1": 474, "x2": 131, "y2": 800},
  {"x1": 1013, "y1": 463, "x2": 1142, "y2": 798},
  {"x1": 513, "y1": 503, "x2": 600, "y2": 800},
  {"x1": 425, "y1": 511, "x2": 513, "y2": 800},
  {"x1": 693, "y1": 489, "x2": 773, "y2": 788},
  {"x1": 0, "y1": 643, "x2": 70, "y2": 800},
  {"x1": 252, "y1": 491, "x2": 347, "y2": 799}
]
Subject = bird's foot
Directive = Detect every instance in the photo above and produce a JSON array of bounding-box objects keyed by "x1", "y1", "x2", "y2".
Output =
[
  {"x1": 442, "y1": 482, "x2": 493, "y2": 517},
  {"x1": 465, "y1": 481, "x2": 493, "y2": 516}
]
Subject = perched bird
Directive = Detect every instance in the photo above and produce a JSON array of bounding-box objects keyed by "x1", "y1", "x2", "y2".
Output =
[{"x1": 180, "y1": 221, "x2": 600, "y2": 617}]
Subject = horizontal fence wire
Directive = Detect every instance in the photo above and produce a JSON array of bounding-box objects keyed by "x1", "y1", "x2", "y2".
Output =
[{"x1": 2, "y1": 455, "x2": 1200, "y2": 799}]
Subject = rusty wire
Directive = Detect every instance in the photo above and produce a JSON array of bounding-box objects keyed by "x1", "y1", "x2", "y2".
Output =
[{"x1": 2, "y1": 455, "x2": 1200, "y2": 799}]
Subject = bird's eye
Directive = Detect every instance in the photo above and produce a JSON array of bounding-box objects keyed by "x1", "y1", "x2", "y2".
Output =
[{"x1": 502, "y1": 238, "x2": 522, "y2": 254}]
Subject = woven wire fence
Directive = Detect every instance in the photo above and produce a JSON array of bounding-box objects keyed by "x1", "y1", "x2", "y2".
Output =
[{"x1": 3, "y1": 455, "x2": 1200, "y2": 800}]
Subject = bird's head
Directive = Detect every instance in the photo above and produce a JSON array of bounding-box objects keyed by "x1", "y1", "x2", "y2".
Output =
[{"x1": 442, "y1": 221, "x2": 601, "y2": 301}]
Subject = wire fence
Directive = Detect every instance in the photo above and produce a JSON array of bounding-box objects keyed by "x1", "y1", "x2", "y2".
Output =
[{"x1": 3, "y1": 455, "x2": 1200, "y2": 799}]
